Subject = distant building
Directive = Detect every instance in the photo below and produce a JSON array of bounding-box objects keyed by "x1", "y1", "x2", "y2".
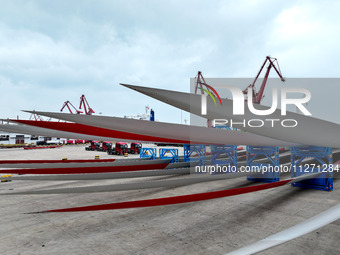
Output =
[{"x1": 0, "y1": 131, "x2": 64, "y2": 145}]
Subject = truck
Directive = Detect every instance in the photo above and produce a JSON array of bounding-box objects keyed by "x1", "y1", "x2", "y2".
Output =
[
  {"x1": 85, "y1": 140, "x2": 100, "y2": 151},
  {"x1": 99, "y1": 141, "x2": 113, "y2": 152},
  {"x1": 107, "y1": 142, "x2": 128, "y2": 155},
  {"x1": 128, "y1": 142, "x2": 142, "y2": 154}
]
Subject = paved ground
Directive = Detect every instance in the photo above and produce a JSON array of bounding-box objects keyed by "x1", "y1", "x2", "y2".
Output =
[{"x1": 0, "y1": 145, "x2": 339, "y2": 255}]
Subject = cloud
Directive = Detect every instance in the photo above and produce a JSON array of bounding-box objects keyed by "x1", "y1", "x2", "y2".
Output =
[
  {"x1": 266, "y1": 1, "x2": 340, "y2": 76},
  {"x1": 0, "y1": 0, "x2": 339, "y2": 123}
]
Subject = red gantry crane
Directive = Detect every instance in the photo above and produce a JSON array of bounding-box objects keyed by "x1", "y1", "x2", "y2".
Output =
[
  {"x1": 243, "y1": 56, "x2": 285, "y2": 104},
  {"x1": 60, "y1": 101, "x2": 83, "y2": 114},
  {"x1": 79, "y1": 95, "x2": 95, "y2": 115}
]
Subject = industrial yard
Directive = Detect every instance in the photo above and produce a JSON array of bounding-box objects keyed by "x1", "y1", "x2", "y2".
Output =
[
  {"x1": 0, "y1": 60, "x2": 339, "y2": 255},
  {"x1": 0, "y1": 64, "x2": 339, "y2": 255},
  {"x1": 0, "y1": 145, "x2": 339, "y2": 254}
]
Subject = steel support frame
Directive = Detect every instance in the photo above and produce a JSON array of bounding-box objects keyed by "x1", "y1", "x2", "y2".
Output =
[
  {"x1": 140, "y1": 148, "x2": 157, "y2": 160},
  {"x1": 290, "y1": 146, "x2": 333, "y2": 191},
  {"x1": 159, "y1": 148, "x2": 179, "y2": 163},
  {"x1": 183, "y1": 144, "x2": 206, "y2": 166},
  {"x1": 247, "y1": 146, "x2": 280, "y2": 183},
  {"x1": 210, "y1": 145, "x2": 237, "y2": 174}
]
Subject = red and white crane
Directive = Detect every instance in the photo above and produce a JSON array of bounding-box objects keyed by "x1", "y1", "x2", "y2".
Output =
[{"x1": 243, "y1": 56, "x2": 285, "y2": 104}]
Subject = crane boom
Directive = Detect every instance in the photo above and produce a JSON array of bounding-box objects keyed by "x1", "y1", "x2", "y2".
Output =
[
  {"x1": 79, "y1": 95, "x2": 95, "y2": 115},
  {"x1": 60, "y1": 101, "x2": 83, "y2": 114},
  {"x1": 243, "y1": 56, "x2": 285, "y2": 104}
]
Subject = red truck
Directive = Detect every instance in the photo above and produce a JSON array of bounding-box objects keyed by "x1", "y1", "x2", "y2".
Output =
[
  {"x1": 128, "y1": 142, "x2": 142, "y2": 154},
  {"x1": 85, "y1": 141, "x2": 100, "y2": 151},
  {"x1": 99, "y1": 141, "x2": 113, "y2": 152},
  {"x1": 107, "y1": 142, "x2": 128, "y2": 155}
]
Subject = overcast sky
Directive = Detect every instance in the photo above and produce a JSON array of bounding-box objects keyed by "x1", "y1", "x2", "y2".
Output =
[{"x1": 1, "y1": 0, "x2": 339, "y2": 123}]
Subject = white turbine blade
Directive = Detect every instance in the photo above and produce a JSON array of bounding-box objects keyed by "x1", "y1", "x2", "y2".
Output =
[
  {"x1": 120, "y1": 84, "x2": 340, "y2": 148},
  {"x1": 225, "y1": 203, "x2": 340, "y2": 255},
  {"x1": 23, "y1": 111, "x2": 297, "y2": 147}
]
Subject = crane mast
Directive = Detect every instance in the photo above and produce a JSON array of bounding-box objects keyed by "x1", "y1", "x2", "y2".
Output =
[{"x1": 194, "y1": 71, "x2": 214, "y2": 95}]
